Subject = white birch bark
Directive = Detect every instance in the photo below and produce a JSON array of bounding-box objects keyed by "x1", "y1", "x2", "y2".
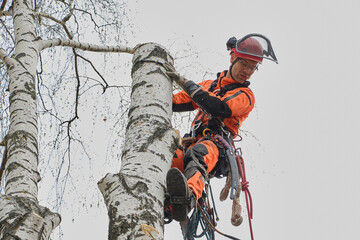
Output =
[
  {"x1": 37, "y1": 38, "x2": 134, "y2": 54},
  {"x1": 0, "y1": 0, "x2": 60, "y2": 238},
  {"x1": 98, "y1": 43, "x2": 179, "y2": 240}
]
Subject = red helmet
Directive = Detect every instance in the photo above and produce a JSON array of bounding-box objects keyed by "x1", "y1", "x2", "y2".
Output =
[
  {"x1": 233, "y1": 37, "x2": 263, "y2": 63},
  {"x1": 228, "y1": 34, "x2": 278, "y2": 64}
]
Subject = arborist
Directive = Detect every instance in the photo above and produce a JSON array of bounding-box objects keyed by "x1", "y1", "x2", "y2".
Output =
[{"x1": 165, "y1": 33, "x2": 278, "y2": 223}]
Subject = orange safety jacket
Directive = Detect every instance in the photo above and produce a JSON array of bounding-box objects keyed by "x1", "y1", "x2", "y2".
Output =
[{"x1": 173, "y1": 70, "x2": 255, "y2": 137}]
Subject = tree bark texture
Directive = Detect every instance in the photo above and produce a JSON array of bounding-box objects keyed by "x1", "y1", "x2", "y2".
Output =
[
  {"x1": 0, "y1": 195, "x2": 61, "y2": 239},
  {"x1": 0, "y1": 0, "x2": 60, "y2": 238},
  {"x1": 98, "y1": 43, "x2": 179, "y2": 240},
  {"x1": 6, "y1": 0, "x2": 40, "y2": 200}
]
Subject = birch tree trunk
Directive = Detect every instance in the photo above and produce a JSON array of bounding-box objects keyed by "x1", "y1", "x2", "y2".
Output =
[
  {"x1": 0, "y1": 0, "x2": 60, "y2": 238},
  {"x1": 98, "y1": 43, "x2": 179, "y2": 240}
]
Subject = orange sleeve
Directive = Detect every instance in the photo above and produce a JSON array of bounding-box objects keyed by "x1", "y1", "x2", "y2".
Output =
[
  {"x1": 221, "y1": 88, "x2": 255, "y2": 117},
  {"x1": 172, "y1": 80, "x2": 212, "y2": 112}
]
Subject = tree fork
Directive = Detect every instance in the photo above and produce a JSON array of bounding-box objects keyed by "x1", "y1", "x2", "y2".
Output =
[{"x1": 98, "y1": 43, "x2": 180, "y2": 240}]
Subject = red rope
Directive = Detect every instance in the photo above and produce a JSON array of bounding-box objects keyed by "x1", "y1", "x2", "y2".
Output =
[{"x1": 236, "y1": 154, "x2": 254, "y2": 240}]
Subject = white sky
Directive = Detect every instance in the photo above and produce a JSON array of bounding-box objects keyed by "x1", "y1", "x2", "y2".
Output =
[{"x1": 54, "y1": 0, "x2": 360, "y2": 239}]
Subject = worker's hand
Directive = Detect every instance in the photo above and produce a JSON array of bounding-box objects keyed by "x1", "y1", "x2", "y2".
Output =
[
  {"x1": 166, "y1": 72, "x2": 189, "y2": 88},
  {"x1": 164, "y1": 63, "x2": 189, "y2": 89}
]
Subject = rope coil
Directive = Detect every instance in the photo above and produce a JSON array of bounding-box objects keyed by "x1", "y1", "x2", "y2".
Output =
[{"x1": 236, "y1": 152, "x2": 254, "y2": 240}]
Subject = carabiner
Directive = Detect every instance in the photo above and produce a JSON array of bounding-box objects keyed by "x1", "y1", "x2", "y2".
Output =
[{"x1": 202, "y1": 128, "x2": 213, "y2": 137}]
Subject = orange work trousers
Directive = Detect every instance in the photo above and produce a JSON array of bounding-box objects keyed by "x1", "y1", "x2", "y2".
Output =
[{"x1": 171, "y1": 139, "x2": 219, "y2": 199}]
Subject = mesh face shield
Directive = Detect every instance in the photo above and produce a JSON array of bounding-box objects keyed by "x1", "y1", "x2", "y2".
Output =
[{"x1": 234, "y1": 33, "x2": 278, "y2": 63}]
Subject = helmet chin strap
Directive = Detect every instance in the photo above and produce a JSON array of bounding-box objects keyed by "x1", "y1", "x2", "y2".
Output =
[{"x1": 229, "y1": 58, "x2": 240, "y2": 81}]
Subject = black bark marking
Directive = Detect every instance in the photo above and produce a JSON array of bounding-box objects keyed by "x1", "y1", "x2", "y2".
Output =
[
  {"x1": 143, "y1": 103, "x2": 168, "y2": 115},
  {"x1": 159, "y1": 182, "x2": 166, "y2": 192},
  {"x1": 126, "y1": 114, "x2": 170, "y2": 132},
  {"x1": 131, "y1": 61, "x2": 146, "y2": 77},
  {"x1": 9, "y1": 89, "x2": 36, "y2": 102},
  {"x1": 170, "y1": 134, "x2": 180, "y2": 153},
  {"x1": 130, "y1": 80, "x2": 146, "y2": 97},
  {"x1": 148, "y1": 168, "x2": 159, "y2": 173},
  {"x1": 16, "y1": 39, "x2": 31, "y2": 45},
  {"x1": 23, "y1": 0, "x2": 30, "y2": 9},
  {"x1": 145, "y1": 46, "x2": 168, "y2": 62},
  {"x1": 26, "y1": 120, "x2": 38, "y2": 132},
  {"x1": 148, "y1": 149, "x2": 166, "y2": 162},
  {"x1": 24, "y1": 82, "x2": 36, "y2": 100},
  {"x1": 13, "y1": 13, "x2": 24, "y2": 20},
  {"x1": 121, "y1": 149, "x2": 129, "y2": 159},
  {"x1": 138, "y1": 126, "x2": 167, "y2": 152},
  {"x1": 151, "y1": 165, "x2": 162, "y2": 172},
  {"x1": 132, "y1": 45, "x2": 172, "y2": 77},
  {"x1": 127, "y1": 105, "x2": 138, "y2": 117},
  {"x1": 14, "y1": 53, "x2": 26, "y2": 60},
  {"x1": 29, "y1": 13, "x2": 35, "y2": 20},
  {"x1": 146, "y1": 67, "x2": 167, "y2": 78}
]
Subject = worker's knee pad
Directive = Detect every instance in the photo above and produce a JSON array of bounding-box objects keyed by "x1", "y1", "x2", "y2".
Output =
[
  {"x1": 184, "y1": 161, "x2": 207, "y2": 180},
  {"x1": 183, "y1": 144, "x2": 208, "y2": 175}
]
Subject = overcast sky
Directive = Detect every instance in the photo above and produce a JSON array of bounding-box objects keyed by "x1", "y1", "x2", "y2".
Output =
[{"x1": 56, "y1": 0, "x2": 360, "y2": 239}]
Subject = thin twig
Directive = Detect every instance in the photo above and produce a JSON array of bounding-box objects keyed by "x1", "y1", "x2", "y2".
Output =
[
  {"x1": 76, "y1": 54, "x2": 109, "y2": 92},
  {"x1": 0, "y1": 0, "x2": 7, "y2": 12}
]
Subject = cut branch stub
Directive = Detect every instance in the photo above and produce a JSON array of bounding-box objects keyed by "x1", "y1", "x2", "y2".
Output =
[
  {"x1": 98, "y1": 43, "x2": 179, "y2": 240},
  {"x1": 0, "y1": 195, "x2": 61, "y2": 239}
]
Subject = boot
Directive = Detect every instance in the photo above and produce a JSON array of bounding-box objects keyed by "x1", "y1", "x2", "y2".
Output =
[{"x1": 166, "y1": 168, "x2": 196, "y2": 221}]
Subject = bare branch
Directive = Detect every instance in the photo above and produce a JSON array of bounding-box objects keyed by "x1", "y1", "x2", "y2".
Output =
[
  {"x1": 37, "y1": 38, "x2": 134, "y2": 53},
  {"x1": 0, "y1": 0, "x2": 7, "y2": 12},
  {"x1": 37, "y1": 12, "x2": 74, "y2": 38},
  {"x1": 76, "y1": 54, "x2": 109, "y2": 92},
  {"x1": 0, "y1": 0, "x2": 11, "y2": 17},
  {"x1": 38, "y1": 12, "x2": 64, "y2": 26},
  {"x1": 72, "y1": 7, "x2": 100, "y2": 29},
  {"x1": 0, "y1": 10, "x2": 10, "y2": 17},
  {"x1": 1, "y1": 19, "x2": 14, "y2": 44},
  {"x1": 70, "y1": 50, "x2": 80, "y2": 122},
  {"x1": 61, "y1": 0, "x2": 74, "y2": 23},
  {"x1": 0, "y1": 48, "x2": 14, "y2": 66}
]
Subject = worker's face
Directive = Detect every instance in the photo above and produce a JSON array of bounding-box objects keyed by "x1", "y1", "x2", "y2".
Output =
[{"x1": 230, "y1": 55, "x2": 258, "y2": 83}]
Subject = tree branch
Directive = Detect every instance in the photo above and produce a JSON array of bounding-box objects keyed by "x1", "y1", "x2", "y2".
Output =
[
  {"x1": 37, "y1": 38, "x2": 134, "y2": 54},
  {"x1": 0, "y1": 0, "x2": 7, "y2": 12},
  {"x1": 61, "y1": 0, "x2": 74, "y2": 23},
  {"x1": 0, "y1": 0, "x2": 11, "y2": 17},
  {"x1": 76, "y1": 54, "x2": 109, "y2": 92},
  {"x1": 0, "y1": 48, "x2": 15, "y2": 66},
  {"x1": 0, "y1": 10, "x2": 10, "y2": 17},
  {"x1": 1, "y1": 19, "x2": 15, "y2": 44}
]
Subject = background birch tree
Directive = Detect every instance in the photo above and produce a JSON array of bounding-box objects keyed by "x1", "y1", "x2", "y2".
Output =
[{"x1": 0, "y1": 0, "x2": 183, "y2": 239}]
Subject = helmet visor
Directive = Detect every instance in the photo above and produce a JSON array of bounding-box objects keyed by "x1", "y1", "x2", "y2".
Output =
[{"x1": 235, "y1": 33, "x2": 278, "y2": 63}]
